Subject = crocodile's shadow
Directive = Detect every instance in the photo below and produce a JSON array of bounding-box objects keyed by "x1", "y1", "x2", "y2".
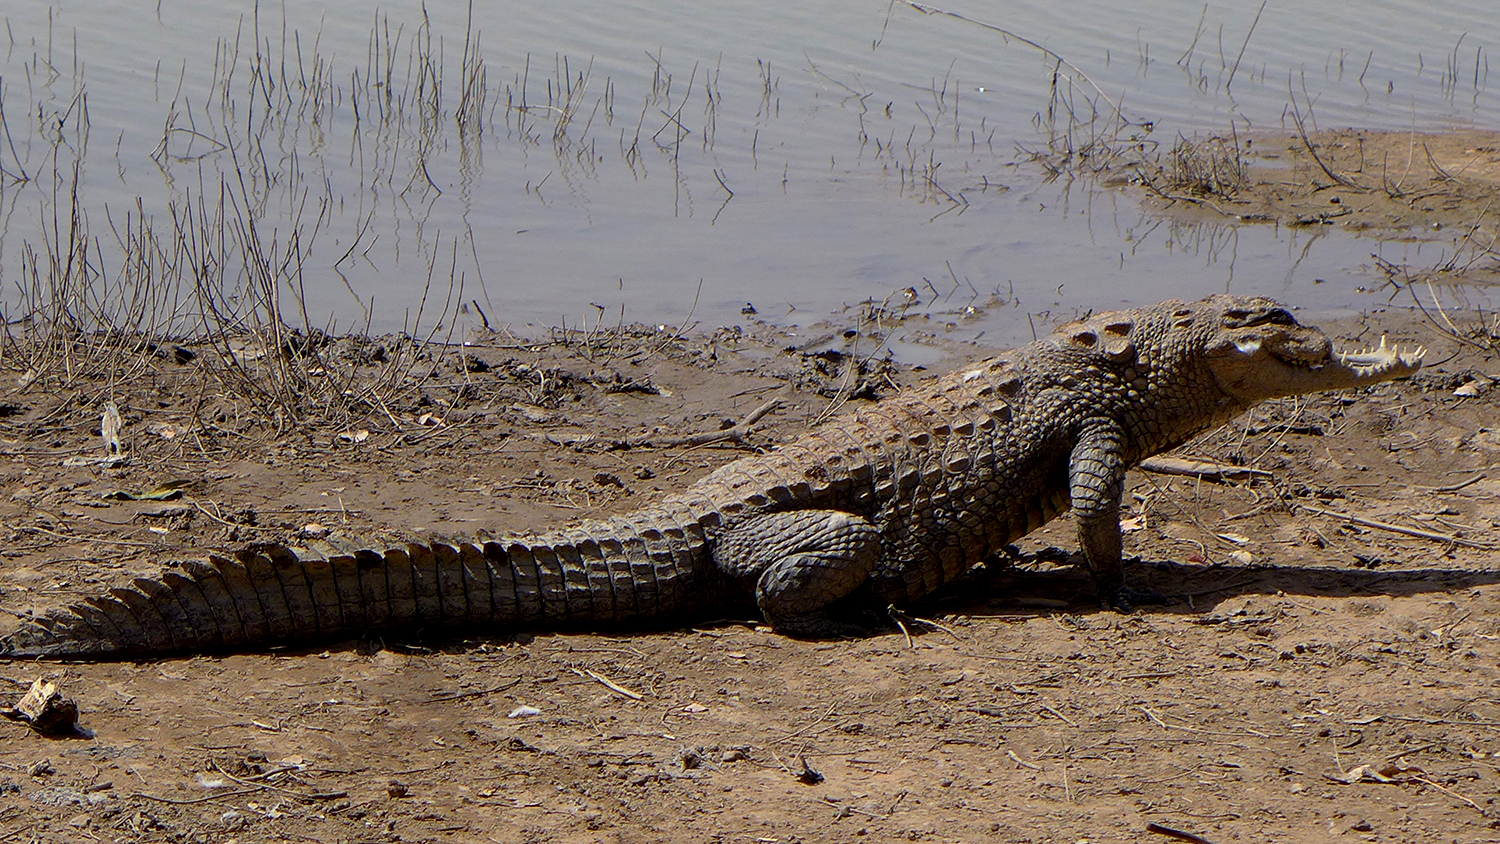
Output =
[{"x1": 922, "y1": 556, "x2": 1500, "y2": 620}]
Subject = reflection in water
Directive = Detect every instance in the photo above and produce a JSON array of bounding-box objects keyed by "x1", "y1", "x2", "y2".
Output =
[{"x1": 0, "y1": 0, "x2": 1493, "y2": 352}]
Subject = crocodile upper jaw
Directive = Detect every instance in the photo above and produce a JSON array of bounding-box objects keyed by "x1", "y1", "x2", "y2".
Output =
[{"x1": 1208, "y1": 328, "x2": 1426, "y2": 404}]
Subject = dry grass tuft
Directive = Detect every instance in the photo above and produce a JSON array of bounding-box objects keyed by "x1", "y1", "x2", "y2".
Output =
[{"x1": 1139, "y1": 132, "x2": 1250, "y2": 200}]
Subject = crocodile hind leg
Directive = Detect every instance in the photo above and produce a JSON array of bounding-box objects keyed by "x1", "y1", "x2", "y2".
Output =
[{"x1": 712, "y1": 510, "x2": 882, "y2": 637}]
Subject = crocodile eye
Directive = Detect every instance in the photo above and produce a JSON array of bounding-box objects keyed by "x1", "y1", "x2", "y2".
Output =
[{"x1": 1226, "y1": 307, "x2": 1296, "y2": 328}]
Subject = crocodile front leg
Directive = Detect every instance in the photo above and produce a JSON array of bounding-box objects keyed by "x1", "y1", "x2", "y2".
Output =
[
  {"x1": 712, "y1": 510, "x2": 882, "y2": 637},
  {"x1": 1069, "y1": 420, "x2": 1130, "y2": 608}
]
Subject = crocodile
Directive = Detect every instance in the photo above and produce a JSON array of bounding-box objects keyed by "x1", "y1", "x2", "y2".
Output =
[{"x1": 1, "y1": 295, "x2": 1424, "y2": 659}]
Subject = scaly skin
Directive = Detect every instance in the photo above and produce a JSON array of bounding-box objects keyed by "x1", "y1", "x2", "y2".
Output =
[{"x1": 0, "y1": 295, "x2": 1425, "y2": 658}]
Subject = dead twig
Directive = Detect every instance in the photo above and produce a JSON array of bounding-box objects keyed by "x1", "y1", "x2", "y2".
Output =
[
  {"x1": 1419, "y1": 473, "x2": 1486, "y2": 493},
  {"x1": 208, "y1": 761, "x2": 347, "y2": 802},
  {"x1": 570, "y1": 667, "x2": 645, "y2": 700},
  {"x1": 770, "y1": 702, "x2": 840, "y2": 744},
  {"x1": 1411, "y1": 774, "x2": 1488, "y2": 815},
  {"x1": 896, "y1": 1, "x2": 1123, "y2": 130},
  {"x1": 1146, "y1": 822, "x2": 1222, "y2": 844},
  {"x1": 1006, "y1": 749, "x2": 1042, "y2": 771},
  {"x1": 546, "y1": 397, "x2": 783, "y2": 452},
  {"x1": 1294, "y1": 502, "x2": 1498, "y2": 550},
  {"x1": 1138, "y1": 455, "x2": 1271, "y2": 482},
  {"x1": 0, "y1": 520, "x2": 165, "y2": 549},
  {"x1": 1287, "y1": 83, "x2": 1366, "y2": 191},
  {"x1": 887, "y1": 605, "x2": 963, "y2": 641},
  {"x1": 133, "y1": 788, "x2": 259, "y2": 805},
  {"x1": 1037, "y1": 702, "x2": 1077, "y2": 727},
  {"x1": 817, "y1": 795, "x2": 885, "y2": 818},
  {"x1": 661, "y1": 398, "x2": 782, "y2": 448},
  {"x1": 892, "y1": 612, "x2": 915, "y2": 649},
  {"x1": 423, "y1": 679, "x2": 521, "y2": 703}
]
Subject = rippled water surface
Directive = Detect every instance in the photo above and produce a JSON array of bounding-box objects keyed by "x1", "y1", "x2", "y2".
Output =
[{"x1": 0, "y1": 1, "x2": 1494, "y2": 347}]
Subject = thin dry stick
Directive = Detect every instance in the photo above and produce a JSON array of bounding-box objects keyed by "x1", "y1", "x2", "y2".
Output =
[
  {"x1": 1287, "y1": 82, "x2": 1364, "y2": 190},
  {"x1": 1422, "y1": 280, "x2": 1478, "y2": 346},
  {"x1": 189, "y1": 500, "x2": 273, "y2": 532},
  {"x1": 641, "y1": 279, "x2": 703, "y2": 361},
  {"x1": 1138, "y1": 455, "x2": 1271, "y2": 481},
  {"x1": 892, "y1": 613, "x2": 915, "y2": 649},
  {"x1": 1410, "y1": 774, "x2": 1487, "y2": 816},
  {"x1": 571, "y1": 667, "x2": 645, "y2": 700},
  {"x1": 1038, "y1": 702, "x2": 1077, "y2": 727},
  {"x1": 770, "y1": 702, "x2": 840, "y2": 744},
  {"x1": 3, "y1": 520, "x2": 164, "y2": 549},
  {"x1": 549, "y1": 397, "x2": 782, "y2": 452},
  {"x1": 888, "y1": 606, "x2": 963, "y2": 640},
  {"x1": 1396, "y1": 273, "x2": 1494, "y2": 353},
  {"x1": 134, "y1": 788, "x2": 259, "y2": 805},
  {"x1": 1140, "y1": 706, "x2": 1171, "y2": 730},
  {"x1": 1295, "y1": 502, "x2": 1497, "y2": 549},
  {"x1": 1007, "y1": 749, "x2": 1041, "y2": 771},
  {"x1": 1419, "y1": 473, "x2": 1485, "y2": 493},
  {"x1": 423, "y1": 678, "x2": 521, "y2": 703},
  {"x1": 209, "y1": 761, "x2": 347, "y2": 801},
  {"x1": 1146, "y1": 822, "x2": 1222, "y2": 844},
  {"x1": 896, "y1": 1, "x2": 1123, "y2": 130},
  {"x1": 657, "y1": 398, "x2": 782, "y2": 448},
  {"x1": 1223, "y1": 1, "x2": 1266, "y2": 94}
]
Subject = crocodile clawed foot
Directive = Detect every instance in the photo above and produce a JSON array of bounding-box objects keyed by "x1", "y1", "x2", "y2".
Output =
[
  {"x1": 1109, "y1": 584, "x2": 1169, "y2": 614},
  {"x1": 765, "y1": 612, "x2": 878, "y2": 640}
]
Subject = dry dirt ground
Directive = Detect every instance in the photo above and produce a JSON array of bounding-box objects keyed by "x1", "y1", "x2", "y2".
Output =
[{"x1": 2, "y1": 135, "x2": 1500, "y2": 844}]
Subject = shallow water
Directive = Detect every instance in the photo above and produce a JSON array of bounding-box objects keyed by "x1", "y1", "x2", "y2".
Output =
[{"x1": 0, "y1": 0, "x2": 1494, "y2": 348}]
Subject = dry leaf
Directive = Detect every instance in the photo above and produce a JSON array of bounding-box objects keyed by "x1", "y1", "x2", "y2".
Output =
[
  {"x1": 1120, "y1": 515, "x2": 1147, "y2": 533},
  {"x1": 102, "y1": 480, "x2": 191, "y2": 501},
  {"x1": 1330, "y1": 764, "x2": 1391, "y2": 784},
  {"x1": 141, "y1": 480, "x2": 192, "y2": 500},
  {"x1": 416, "y1": 413, "x2": 443, "y2": 426},
  {"x1": 1228, "y1": 549, "x2": 1254, "y2": 565},
  {"x1": 1329, "y1": 762, "x2": 1421, "y2": 784},
  {"x1": 146, "y1": 421, "x2": 179, "y2": 439}
]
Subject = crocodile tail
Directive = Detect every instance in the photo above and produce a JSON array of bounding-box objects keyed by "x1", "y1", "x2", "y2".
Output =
[{"x1": 1, "y1": 528, "x2": 708, "y2": 659}]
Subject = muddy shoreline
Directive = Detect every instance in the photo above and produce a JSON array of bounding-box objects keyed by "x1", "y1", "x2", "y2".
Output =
[{"x1": 1135, "y1": 128, "x2": 1500, "y2": 287}]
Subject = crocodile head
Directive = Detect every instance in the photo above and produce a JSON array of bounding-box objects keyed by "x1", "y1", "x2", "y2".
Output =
[{"x1": 1198, "y1": 295, "x2": 1425, "y2": 405}]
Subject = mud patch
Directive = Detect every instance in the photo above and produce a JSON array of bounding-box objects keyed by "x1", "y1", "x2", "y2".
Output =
[{"x1": 1137, "y1": 128, "x2": 1500, "y2": 287}]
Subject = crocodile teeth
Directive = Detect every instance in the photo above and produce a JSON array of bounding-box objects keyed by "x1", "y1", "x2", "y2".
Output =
[{"x1": 1335, "y1": 336, "x2": 1427, "y2": 375}]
